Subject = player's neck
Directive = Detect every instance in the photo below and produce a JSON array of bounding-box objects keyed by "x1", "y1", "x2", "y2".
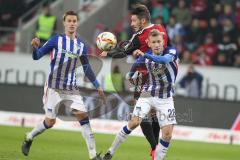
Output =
[
  {"x1": 65, "y1": 32, "x2": 76, "y2": 39},
  {"x1": 143, "y1": 22, "x2": 152, "y2": 29}
]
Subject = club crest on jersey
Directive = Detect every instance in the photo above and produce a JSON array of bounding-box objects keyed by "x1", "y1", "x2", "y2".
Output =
[{"x1": 76, "y1": 43, "x2": 83, "y2": 50}]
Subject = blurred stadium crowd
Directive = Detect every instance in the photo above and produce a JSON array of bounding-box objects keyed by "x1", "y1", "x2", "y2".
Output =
[
  {"x1": 0, "y1": 0, "x2": 56, "y2": 51},
  {"x1": 1, "y1": 0, "x2": 240, "y2": 68},
  {"x1": 0, "y1": 0, "x2": 38, "y2": 28},
  {"x1": 0, "y1": 0, "x2": 56, "y2": 28},
  {"x1": 112, "y1": 0, "x2": 240, "y2": 68}
]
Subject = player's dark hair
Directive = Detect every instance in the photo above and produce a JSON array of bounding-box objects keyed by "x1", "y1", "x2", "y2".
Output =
[
  {"x1": 63, "y1": 10, "x2": 79, "y2": 21},
  {"x1": 131, "y1": 4, "x2": 151, "y2": 22},
  {"x1": 148, "y1": 29, "x2": 163, "y2": 38}
]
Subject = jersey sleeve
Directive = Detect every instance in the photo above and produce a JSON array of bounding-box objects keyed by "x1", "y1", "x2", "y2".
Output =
[
  {"x1": 80, "y1": 44, "x2": 100, "y2": 89},
  {"x1": 32, "y1": 35, "x2": 57, "y2": 60},
  {"x1": 144, "y1": 54, "x2": 174, "y2": 64},
  {"x1": 165, "y1": 47, "x2": 178, "y2": 60},
  {"x1": 82, "y1": 43, "x2": 89, "y2": 55},
  {"x1": 107, "y1": 36, "x2": 140, "y2": 58}
]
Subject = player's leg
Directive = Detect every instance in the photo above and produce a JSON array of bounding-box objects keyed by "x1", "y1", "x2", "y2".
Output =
[
  {"x1": 135, "y1": 81, "x2": 159, "y2": 152},
  {"x1": 140, "y1": 109, "x2": 160, "y2": 151},
  {"x1": 151, "y1": 116, "x2": 161, "y2": 160},
  {"x1": 140, "y1": 119, "x2": 158, "y2": 157},
  {"x1": 103, "y1": 98, "x2": 151, "y2": 160},
  {"x1": 103, "y1": 115, "x2": 142, "y2": 160},
  {"x1": 68, "y1": 93, "x2": 101, "y2": 160},
  {"x1": 152, "y1": 113, "x2": 160, "y2": 144},
  {"x1": 21, "y1": 117, "x2": 55, "y2": 156},
  {"x1": 73, "y1": 110, "x2": 101, "y2": 160},
  {"x1": 22, "y1": 87, "x2": 61, "y2": 156},
  {"x1": 26, "y1": 117, "x2": 55, "y2": 140},
  {"x1": 140, "y1": 112, "x2": 161, "y2": 160},
  {"x1": 154, "y1": 125, "x2": 174, "y2": 160},
  {"x1": 154, "y1": 97, "x2": 177, "y2": 160},
  {"x1": 27, "y1": 87, "x2": 61, "y2": 139}
]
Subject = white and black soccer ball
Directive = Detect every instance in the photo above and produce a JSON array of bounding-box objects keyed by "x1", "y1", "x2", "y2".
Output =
[{"x1": 96, "y1": 32, "x2": 117, "y2": 51}]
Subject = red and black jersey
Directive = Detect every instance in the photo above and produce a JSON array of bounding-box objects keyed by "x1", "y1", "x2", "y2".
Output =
[
  {"x1": 107, "y1": 23, "x2": 169, "y2": 99},
  {"x1": 108, "y1": 24, "x2": 168, "y2": 58}
]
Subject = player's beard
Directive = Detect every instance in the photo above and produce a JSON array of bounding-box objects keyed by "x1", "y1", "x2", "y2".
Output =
[
  {"x1": 135, "y1": 22, "x2": 144, "y2": 32},
  {"x1": 134, "y1": 27, "x2": 141, "y2": 33},
  {"x1": 139, "y1": 22, "x2": 144, "y2": 31}
]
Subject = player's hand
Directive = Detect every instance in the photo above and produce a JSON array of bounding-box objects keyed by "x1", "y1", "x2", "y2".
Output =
[
  {"x1": 31, "y1": 38, "x2": 40, "y2": 49},
  {"x1": 97, "y1": 87, "x2": 107, "y2": 105},
  {"x1": 133, "y1": 49, "x2": 144, "y2": 56},
  {"x1": 126, "y1": 72, "x2": 135, "y2": 85},
  {"x1": 100, "y1": 51, "x2": 108, "y2": 57}
]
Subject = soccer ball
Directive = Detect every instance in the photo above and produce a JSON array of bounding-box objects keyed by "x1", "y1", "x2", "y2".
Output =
[{"x1": 96, "y1": 32, "x2": 117, "y2": 51}]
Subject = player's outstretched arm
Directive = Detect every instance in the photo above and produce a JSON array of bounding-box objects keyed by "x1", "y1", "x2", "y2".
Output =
[
  {"x1": 80, "y1": 54, "x2": 107, "y2": 105},
  {"x1": 80, "y1": 55, "x2": 100, "y2": 88},
  {"x1": 100, "y1": 47, "x2": 128, "y2": 58},
  {"x1": 100, "y1": 40, "x2": 139, "y2": 58},
  {"x1": 31, "y1": 36, "x2": 56, "y2": 60},
  {"x1": 144, "y1": 53, "x2": 174, "y2": 64},
  {"x1": 143, "y1": 48, "x2": 177, "y2": 64}
]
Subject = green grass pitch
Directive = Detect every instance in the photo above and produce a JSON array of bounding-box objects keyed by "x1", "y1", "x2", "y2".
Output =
[{"x1": 0, "y1": 125, "x2": 239, "y2": 160}]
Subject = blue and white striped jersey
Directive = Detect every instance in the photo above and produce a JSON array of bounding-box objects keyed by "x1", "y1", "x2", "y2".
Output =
[
  {"x1": 131, "y1": 47, "x2": 179, "y2": 98},
  {"x1": 32, "y1": 34, "x2": 99, "y2": 90}
]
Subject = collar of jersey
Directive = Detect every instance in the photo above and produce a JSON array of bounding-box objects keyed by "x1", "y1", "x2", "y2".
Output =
[{"x1": 61, "y1": 33, "x2": 78, "y2": 39}]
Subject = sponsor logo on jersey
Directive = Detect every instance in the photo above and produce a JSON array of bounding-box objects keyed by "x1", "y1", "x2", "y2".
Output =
[{"x1": 62, "y1": 49, "x2": 78, "y2": 58}]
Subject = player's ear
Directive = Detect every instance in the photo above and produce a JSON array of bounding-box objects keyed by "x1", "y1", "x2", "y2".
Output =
[{"x1": 141, "y1": 18, "x2": 146, "y2": 24}]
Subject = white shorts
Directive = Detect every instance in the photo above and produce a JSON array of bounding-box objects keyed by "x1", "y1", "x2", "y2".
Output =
[
  {"x1": 133, "y1": 97, "x2": 177, "y2": 128},
  {"x1": 42, "y1": 85, "x2": 86, "y2": 119}
]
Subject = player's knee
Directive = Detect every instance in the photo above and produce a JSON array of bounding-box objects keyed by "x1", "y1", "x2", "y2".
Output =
[
  {"x1": 162, "y1": 130, "x2": 172, "y2": 141},
  {"x1": 45, "y1": 119, "x2": 56, "y2": 128},
  {"x1": 73, "y1": 110, "x2": 88, "y2": 121},
  {"x1": 129, "y1": 117, "x2": 141, "y2": 129}
]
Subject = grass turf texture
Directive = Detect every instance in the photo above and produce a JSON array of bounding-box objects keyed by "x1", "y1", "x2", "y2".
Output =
[{"x1": 0, "y1": 125, "x2": 239, "y2": 160}]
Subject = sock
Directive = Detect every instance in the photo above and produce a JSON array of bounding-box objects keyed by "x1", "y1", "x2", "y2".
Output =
[
  {"x1": 152, "y1": 116, "x2": 160, "y2": 145},
  {"x1": 27, "y1": 120, "x2": 50, "y2": 140},
  {"x1": 154, "y1": 139, "x2": 170, "y2": 160},
  {"x1": 109, "y1": 125, "x2": 132, "y2": 155},
  {"x1": 140, "y1": 121, "x2": 157, "y2": 150},
  {"x1": 80, "y1": 117, "x2": 96, "y2": 159}
]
